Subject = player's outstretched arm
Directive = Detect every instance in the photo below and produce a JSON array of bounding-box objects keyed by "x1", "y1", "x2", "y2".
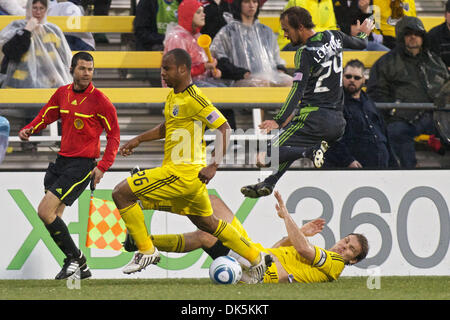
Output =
[
  {"x1": 119, "y1": 121, "x2": 166, "y2": 156},
  {"x1": 272, "y1": 218, "x2": 325, "y2": 248},
  {"x1": 274, "y1": 191, "x2": 316, "y2": 263}
]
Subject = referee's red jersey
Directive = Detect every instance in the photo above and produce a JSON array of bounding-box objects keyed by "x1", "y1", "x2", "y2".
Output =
[{"x1": 22, "y1": 82, "x2": 120, "y2": 172}]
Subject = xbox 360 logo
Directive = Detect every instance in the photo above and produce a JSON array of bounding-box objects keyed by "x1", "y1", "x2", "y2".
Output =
[
  {"x1": 6, "y1": 188, "x2": 259, "y2": 271},
  {"x1": 7, "y1": 185, "x2": 450, "y2": 272}
]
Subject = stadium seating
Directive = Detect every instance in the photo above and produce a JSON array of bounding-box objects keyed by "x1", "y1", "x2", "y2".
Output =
[
  {"x1": 0, "y1": 15, "x2": 444, "y2": 34},
  {"x1": 64, "y1": 50, "x2": 385, "y2": 70},
  {"x1": 0, "y1": 11, "x2": 447, "y2": 169}
]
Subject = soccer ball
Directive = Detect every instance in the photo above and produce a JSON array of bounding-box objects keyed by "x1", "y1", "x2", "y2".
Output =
[{"x1": 209, "y1": 256, "x2": 242, "y2": 285}]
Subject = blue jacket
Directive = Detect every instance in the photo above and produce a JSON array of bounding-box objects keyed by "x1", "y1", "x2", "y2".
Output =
[{"x1": 324, "y1": 90, "x2": 398, "y2": 168}]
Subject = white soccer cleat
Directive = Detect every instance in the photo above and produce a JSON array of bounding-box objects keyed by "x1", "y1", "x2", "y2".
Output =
[
  {"x1": 312, "y1": 141, "x2": 329, "y2": 168},
  {"x1": 122, "y1": 248, "x2": 161, "y2": 274},
  {"x1": 239, "y1": 252, "x2": 273, "y2": 284}
]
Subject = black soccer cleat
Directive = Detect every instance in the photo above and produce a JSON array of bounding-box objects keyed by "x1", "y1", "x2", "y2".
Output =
[
  {"x1": 241, "y1": 181, "x2": 274, "y2": 198},
  {"x1": 55, "y1": 252, "x2": 90, "y2": 280},
  {"x1": 122, "y1": 231, "x2": 138, "y2": 252}
]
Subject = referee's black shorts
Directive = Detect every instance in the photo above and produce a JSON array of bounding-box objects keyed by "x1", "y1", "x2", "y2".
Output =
[{"x1": 44, "y1": 155, "x2": 96, "y2": 206}]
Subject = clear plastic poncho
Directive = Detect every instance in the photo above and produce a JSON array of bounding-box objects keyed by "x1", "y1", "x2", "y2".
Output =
[
  {"x1": 47, "y1": 0, "x2": 95, "y2": 50},
  {"x1": 0, "y1": 116, "x2": 10, "y2": 165},
  {"x1": 0, "y1": 0, "x2": 72, "y2": 88},
  {"x1": 211, "y1": 19, "x2": 292, "y2": 87}
]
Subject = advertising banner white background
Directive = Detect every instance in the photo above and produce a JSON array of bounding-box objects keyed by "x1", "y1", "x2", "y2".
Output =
[{"x1": 1, "y1": 170, "x2": 449, "y2": 279}]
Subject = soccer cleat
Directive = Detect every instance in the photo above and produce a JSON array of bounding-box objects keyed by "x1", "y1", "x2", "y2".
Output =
[
  {"x1": 69, "y1": 264, "x2": 92, "y2": 280},
  {"x1": 122, "y1": 231, "x2": 138, "y2": 252},
  {"x1": 241, "y1": 181, "x2": 274, "y2": 198},
  {"x1": 122, "y1": 248, "x2": 161, "y2": 274},
  {"x1": 240, "y1": 253, "x2": 273, "y2": 284},
  {"x1": 55, "y1": 252, "x2": 90, "y2": 280},
  {"x1": 310, "y1": 141, "x2": 329, "y2": 168}
]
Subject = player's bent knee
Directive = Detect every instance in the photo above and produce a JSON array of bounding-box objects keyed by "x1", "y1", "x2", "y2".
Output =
[
  {"x1": 112, "y1": 180, "x2": 138, "y2": 208},
  {"x1": 37, "y1": 192, "x2": 62, "y2": 225},
  {"x1": 189, "y1": 215, "x2": 218, "y2": 234}
]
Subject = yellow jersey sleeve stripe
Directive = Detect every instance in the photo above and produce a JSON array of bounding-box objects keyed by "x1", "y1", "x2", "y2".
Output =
[
  {"x1": 313, "y1": 247, "x2": 327, "y2": 267},
  {"x1": 186, "y1": 86, "x2": 209, "y2": 108},
  {"x1": 60, "y1": 109, "x2": 69, "y2": 114},
  {"x1": 75, "y1": 112, "x2": 94, "y2": 118},
  {"x1": 32, "y1": 121, "x2": 45, "y2": 133},
  {"x1": 42, "y1": 106, "x2": 60, "y2": 117},
  {"x1": 97, "y1": 113, "x2": 111, "y2": 131}
]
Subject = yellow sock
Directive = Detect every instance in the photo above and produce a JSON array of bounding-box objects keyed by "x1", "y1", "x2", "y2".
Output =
[
  {"x1": 119, "y1": 202, "x2": 154, "y2": 253},
  {"x1": 151, "y1": 234, "x2": 185, "y2": 253},
  {"x1": 213, "y1": 219, "x2": 260, "y2": 265}
]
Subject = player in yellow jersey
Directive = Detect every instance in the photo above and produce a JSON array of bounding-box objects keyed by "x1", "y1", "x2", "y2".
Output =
[
  {"x1": 112, "y1": 48, "x2": 272, "y2": 282},
  {"x1": 129, "y1": 190, "x2": 369, "y2": 284}
]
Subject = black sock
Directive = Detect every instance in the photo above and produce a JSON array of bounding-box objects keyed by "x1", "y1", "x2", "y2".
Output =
[
  {"x1": 264, "y1": 160, "x2": 295, "y2": 186},
  {"x1": 45, "y1": 216, "x2": 80, "y2": 259},
  {"x1": 204, "y1": 240, "x2": 231, "y2": 259}
]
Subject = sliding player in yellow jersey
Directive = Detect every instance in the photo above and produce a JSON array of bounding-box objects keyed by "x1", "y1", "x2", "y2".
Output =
[
  {"x1": 112, "y1": 48, "x2": 272, "y2": 282},
  {"x1": 126, "y1": 191, "x2": 369, "y2": 283}
]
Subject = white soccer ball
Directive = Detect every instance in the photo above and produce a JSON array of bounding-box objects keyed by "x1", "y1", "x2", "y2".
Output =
[{"x1": 209, "y1": 256, "x2": 242, "y2": 285}]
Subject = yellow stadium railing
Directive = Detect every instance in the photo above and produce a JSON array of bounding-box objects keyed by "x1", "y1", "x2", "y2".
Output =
[
  {"x1": 0, "y1": 87, "x2": 290, "y2": 104},
  {"x1": 0, "y1": 15, "x2": 134, "y2": 33},
  {"x1": 77, "y1": 50, "x2": 386, "y2": 69},
  {"x1": 0, "y1": 15, "x2": 444, "y2": 33}
]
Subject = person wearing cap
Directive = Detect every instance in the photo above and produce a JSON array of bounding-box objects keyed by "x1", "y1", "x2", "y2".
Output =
[
  {"x1": 367, "y1": 16, "x2": 449, "y2": 168},
  {"x1": 427, "y1": 0, "x2": 450, "y2": 70}
]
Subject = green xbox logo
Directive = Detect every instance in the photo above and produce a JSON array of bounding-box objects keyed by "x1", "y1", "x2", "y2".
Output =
[{"x1": 6, "y1": 188, "x2": 259, "y2": 271}]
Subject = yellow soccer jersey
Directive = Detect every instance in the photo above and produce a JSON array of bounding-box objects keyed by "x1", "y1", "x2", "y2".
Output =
[
  {"x1": 267, "y1": 245, "x2": 345, "y2": 283},
  {"x1": 162, "y1": 84, "x2": 227, "y2": 175},
  {"x1": 372, "y1": 0, "x2": 416, "y2": 37}
]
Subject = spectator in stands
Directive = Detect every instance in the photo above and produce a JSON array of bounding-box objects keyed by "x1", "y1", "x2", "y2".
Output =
[
  {"x1": 277, "y1": 0, "x2": 338, "y2": 51},
  {"x1": 360, "y1": 0, "x2": 417, "y2": 49},
  {"x1": 133, "y1": 0, "x2": 181, "y2": 51},
  {"x1": 0, "y1": 0, "x2": 27, "y2": 15},
  {"x1": 367, "y1": 16, "x2": 449, "y2": 168},
  {"x1": 47, "y1": 0, "x2": 95, "y2": 51},
  {"x1": 0, "y1": 0, "x2": 72, "y2": 152},
  {"x1": 200, "y1": 0, "x2": 233, "y2": 40},
  {"x1": 333, "y1": 0, "x2": 389, "y2": 51},
  {"x1": 427, "y1": 0, "x2": 450, "y2": 70},
  {"x1": 200, "y1": 0, "x2": 267, "y2": 40},
  {"x1": 164, "y1": 0, "x2": 223, "y2": 86},
  {"x1": 0, "y1": 0, "x2": 72, "y2": 89},
  {"x1": 324, "y1": 59, "x2": 398, "y2": 168},
  {"x1": 88, "y1": 0, "x2": 113, "y2": 44},
  {"x1": 211, "y1": 0, "x2": 292, "y2": 87},
  {"x1": 163, "y1": 0, "x2": 237, "y2": 129}
]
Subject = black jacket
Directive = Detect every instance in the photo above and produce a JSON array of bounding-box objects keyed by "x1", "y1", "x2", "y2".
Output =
[
  {"x1": 367, "y1": 16, "x2": 449, "y2": 123},
  {"x1": 324, "y1": 90, "x2": 398, "y2": 168},
  {"x1": 1, "y1": 29, "x2": 31, "y2": 74},
  {"x1": 427, "y1": 22, "x2": 450, "y2": 68}
]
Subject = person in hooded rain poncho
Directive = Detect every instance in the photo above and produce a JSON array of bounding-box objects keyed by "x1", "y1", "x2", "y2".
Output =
[
  {"x1": 163, "y1": 0, "x2": 223, "y2": 87},
  {"x1": 367, "y1": 16, "x2": 449, "y2": 168},
  {"x1": 163, "y1": 0, "x2": 238, "y2": 129},
  {"x1": 47, "y1": 0, "x2": 95, "y2": 51},
  {"x1": 0, "y1": 0, "x2": 72, "y2": 89},
  {"x1": 210, "y1": 0, "x2": 292, "y2": 87}
]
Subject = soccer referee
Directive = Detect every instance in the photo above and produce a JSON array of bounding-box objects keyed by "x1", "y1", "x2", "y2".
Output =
[{"x1": 18, "y1": 52, "x2": 120, "y2": 280}]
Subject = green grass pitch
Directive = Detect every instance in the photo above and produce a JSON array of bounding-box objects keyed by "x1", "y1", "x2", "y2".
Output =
[{"x1": 1, "y1": 276, "x2": 449, "y2": 300}]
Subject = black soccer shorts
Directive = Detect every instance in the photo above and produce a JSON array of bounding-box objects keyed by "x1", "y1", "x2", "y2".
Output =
[{"x1": 44, "y1": 155, "x2": 96, "y2": 206}]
